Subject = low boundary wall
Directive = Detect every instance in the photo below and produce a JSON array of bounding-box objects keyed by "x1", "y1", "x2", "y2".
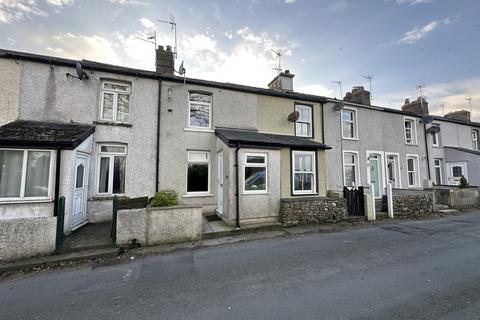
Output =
[{"x1": 280, "y1": 197, "x2": 346, "y2": 226}]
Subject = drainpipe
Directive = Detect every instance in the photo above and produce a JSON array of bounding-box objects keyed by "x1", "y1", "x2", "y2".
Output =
[
  {"x1": 235, "y1": 143, "x2": 240, "y2": 229},
  {"x1": 321, "y1": 102, "x2": 325, "y2": 145},
  {"x1": 53, "y1": 148, "x2": 62, "y2": 217},
  {"x1": 155, "y1": 79, "x2": 162, "y2": 193},
  {"x1": 423, "y1": 122, "x2": 431, "y2": 180}
]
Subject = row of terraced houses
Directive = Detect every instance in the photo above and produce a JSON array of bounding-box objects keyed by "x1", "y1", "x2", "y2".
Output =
[{"x1": 0, "y1": 46, "x2": 479, "y2": 259}]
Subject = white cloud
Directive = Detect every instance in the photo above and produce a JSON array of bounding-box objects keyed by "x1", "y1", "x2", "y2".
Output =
[
  {"x1": 139, "y1": 17, "x2": 155, "y2": 30},
  {"x1": 375, "y1": 78, "x2": 480, "y2": 121},
  {"x1": 46, "y1": 32, "x2": 122, "y2": 64},
  {"x1": 395, "y1": 0, "x2": 434, "y2": 5},
  {"x1": 46, "y1": 0, "x2": 74, "y2": 6},
  {"x1": 392, "y1": 17, "x2": 454, "y2": 45},
  {"x1": 108, "y1": 0, "x2": 148, "y2": 6},
  {"x1": 284, "y1": 0, "x2": 298, "y2": 3},
  {"x1": 0, "y1": 0, "x2": 47, "y2": 24},
  {"x1": 297, "y1": 84, "x2": 335, "y2": 97}
]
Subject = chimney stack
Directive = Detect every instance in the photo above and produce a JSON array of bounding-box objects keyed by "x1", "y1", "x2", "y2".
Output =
[
  {"x1": 401, "y1": 96, "x2": 429, "y2": 115},
  {"x1": 156, "y1": 45, "x2": 174, "y2": 75},
  {"x1": 343, "y1": 86, "x2": 371, "y2": 105},
  {"x1": 445, "y1": 110, "x2": 471, "y2": 122},
  {"x1": 268, "y1": 70, "x2": 295, "y2": 92}
]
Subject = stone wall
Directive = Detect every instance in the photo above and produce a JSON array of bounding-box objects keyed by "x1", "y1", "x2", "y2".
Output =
[
  {"x1": 280, "y1": 197, "x2": 346, "y2": 226},
  {"x1": 117, "y1": 205, "x2": 202, "y2": 246},
  {"x1": 433, "y1": 187, "x2": 479, "y2": 209},
  {"x1": 391, "y1": 190, "x2": 433, "y2": 218},
  {"x1": 0, "y1": 217, "x2": 57, "y2": 262}
]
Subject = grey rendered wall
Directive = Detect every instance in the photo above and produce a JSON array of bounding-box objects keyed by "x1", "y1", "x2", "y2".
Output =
[
  {"x1": 18, "y1": 61, "x2": 158, "y2": 223},
  {"x1": 223, "y1": 147, "x2": 281, "y2": 225},
  {"x1": 0, "y1": 58, "x2": 20, "y2": 125},
  {"x1": 158, "y1": 81, "x2": 257, "y2": 214},
  {"x1": 444, "y1": 148, "x2": 480, "y2": 186},
  {"x1": 323, "y1": 102, "x2": 429, "y2": 192}
]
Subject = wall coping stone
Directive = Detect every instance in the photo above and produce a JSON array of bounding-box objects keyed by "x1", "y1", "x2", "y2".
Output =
[
  {"x1": 281, "y1": 197, "x2": 343, "y2": 202},
  {"x1": 146, "y1": 205, "x2": 203, "y2": 212}
]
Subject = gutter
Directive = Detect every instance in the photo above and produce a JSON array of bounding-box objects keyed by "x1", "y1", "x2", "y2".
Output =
[
  {"x1": 155, "y1": 79, "x2": 162, "y2": 193},
  {"x1": 235, "y1": 143, "x2": 240, "y2": 229},
  {"x1": 53, "y1": 148, "x2": 62, "y2": 217}
]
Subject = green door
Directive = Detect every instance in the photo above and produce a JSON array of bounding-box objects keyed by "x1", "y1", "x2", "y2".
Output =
[{"x1": 369, "y1": 157, "x2": 380, "y2": 198}]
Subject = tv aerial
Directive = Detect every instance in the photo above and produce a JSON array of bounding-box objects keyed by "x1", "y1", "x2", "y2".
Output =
[
  {"x1": 362, "y1": 74, "x2": 373, "y2": 102},
  {"x1": 271, "y1": 49, "x2": 282, "y2": 73},
  {"x1": 158, "y1": 14, "x2": 178, "y2": 59},
  {"x1": 66, "y1": 62, "x2": 89, "y2": 80}
]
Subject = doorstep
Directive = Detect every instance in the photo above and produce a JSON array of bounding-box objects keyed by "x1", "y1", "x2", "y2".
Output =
[{"x1": 202, "y1": 216, "x2": 283, "y2": 240}]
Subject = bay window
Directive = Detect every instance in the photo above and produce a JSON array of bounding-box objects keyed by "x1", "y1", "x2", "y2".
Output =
[
  {"x1": 0, "y1": 149, "x2": 52, "y2": 200},
  {"x1": 100, "y1": 81, "x2": 131, "y2": 123},
  {"x1": 187, "y1": 151, "x2": 210, "y2": 194},
  {"x1": 292, "y1": 150, "x2": 316, "y2": 195},
  {"x1": 244, "y1": 153, "x2": 267, "y2": 193},
  {"x1": 97, "y1": 144, "x2": 127, "y2": 195}
]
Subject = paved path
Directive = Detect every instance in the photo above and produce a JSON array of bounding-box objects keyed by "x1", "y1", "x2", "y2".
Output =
[{"x1": 2, "y1": 212, "x2": 480, "y2": 319}]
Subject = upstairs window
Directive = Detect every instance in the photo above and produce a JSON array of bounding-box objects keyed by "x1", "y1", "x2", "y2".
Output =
[
  {"x1": 404, "y1": 118, "x2": 417, "y2": 145},
  {"x1": 473, "y1": 129, "x2": 479, "y2": 150},
  {"x1": 295, "y1": 104, "x2": 312, "y2": 137},
  {"x1": 100, "y1": 81, "x2": 131, "y2": 123},
  {"x1": 188, "y1": 92, "x2": 211, "y2": 129},
  {"x1": 0, "y1": 149, "x2": 52, "y2": 200},
  {"x1": 341, "y1": 108, "x2": 357, "y2": 139},
  {"x1": 97, "y1": 144, "x2": 127, "y2": 195},
  {"x1": 431, "y1": 124, "x2": 441, "y2": 147}
]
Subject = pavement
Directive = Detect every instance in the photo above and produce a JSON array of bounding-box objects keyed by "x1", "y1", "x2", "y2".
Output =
[{"x1": 1, "y1": 211, "x2": 480, "y2": 319}]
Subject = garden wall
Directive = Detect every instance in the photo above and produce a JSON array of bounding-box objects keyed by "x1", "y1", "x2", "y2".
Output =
[
  {"x1": 391, "y1": 189, "x2": 433, "y2": 218},
  {"x1": 280, "y1": 197, "x2": 346, "y2": 226}
]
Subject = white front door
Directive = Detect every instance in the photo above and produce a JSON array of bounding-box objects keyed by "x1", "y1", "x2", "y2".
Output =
[
  {"x1": 447, "y1": 162, "x2": 468, "y2": 185},
  {"x1": 72, "y1": 153, "x2": 90, "y2": 230},
  {"x1": 217, "y1": 152, "x2": 224, "y2": 214}
]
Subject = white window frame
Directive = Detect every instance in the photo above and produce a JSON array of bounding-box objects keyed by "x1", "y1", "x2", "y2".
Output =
[
  {"x1": 96, "y1": 144, "x2": 127, "y2": 196},
  {"x1": 406, "y1": 154, "x2": 420, "y2": 188},
  {"x1": 292, "y1": 150, "x2": 317, "y2": 195},
  {"x1": 342, "y1": 150, "x2": 360, "y2": 187},
  {"x1": 186, "y1": 150, "x2": 211, "y2": 195},
  {"x1": 341, "y1": 107, "x2": 358, "y2": 140},
  {"x1": 431, "y1": 124, "x2": 440, "y2": 147},
  {"x1": 243, "y1": 153, "x2": 268, "y2": 194},
  {"x1": 295, "y1": 104, "x2": 313, "y2": 138},
  {"x1": 0, "y1": 148, "x2": 54, "y2": 202},
  {"x1": 99, "y1": 80, "x2": 131, "y2": 123},
  {"x1": 187, "y1": 92, "x2": 212, "y2": 130},
  {"x1": 404, "y1": 117, "x2": 418, "y2": 145},
  {"x1": 433, "y1": 158, "x2": 443, "y2": 185},
  {"x1": 473, "y1": 129, "x2": 479, "y2": 150}
]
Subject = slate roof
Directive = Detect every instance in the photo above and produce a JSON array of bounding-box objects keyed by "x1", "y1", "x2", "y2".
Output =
[
  {"x1": 215, "y1": 128, "x2": 331, "y2": 149},
  {"x1": 0, "y1": 120, "x2": 95, "y2": 149},
  {"x1": 444, "y1": 146, "x2": 480, "y2": 156}
]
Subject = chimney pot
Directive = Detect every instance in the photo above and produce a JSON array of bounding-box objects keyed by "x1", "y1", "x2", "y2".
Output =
[
  {"x1": 343, "y1": 86, "x2": 371, "y2": 106},
  {"x1": 401, "y1": 96, "x2": 429, "y2": 115},
  {"x1": 156, "y1": 44, "x2": 174, "y2": 75}
]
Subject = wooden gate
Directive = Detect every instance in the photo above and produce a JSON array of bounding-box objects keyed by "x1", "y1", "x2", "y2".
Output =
[{"x1": 343, "y1": 186, "x2": 365, "y2": 216}]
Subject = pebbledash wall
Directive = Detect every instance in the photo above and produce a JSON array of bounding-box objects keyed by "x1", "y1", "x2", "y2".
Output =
[{"x1": 18, "y1": 61, "x2": 158, "y2": 226}]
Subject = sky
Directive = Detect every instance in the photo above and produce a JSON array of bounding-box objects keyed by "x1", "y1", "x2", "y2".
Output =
[{"x1": 0, "y1": 0, "x2": 479, "y2": 120}]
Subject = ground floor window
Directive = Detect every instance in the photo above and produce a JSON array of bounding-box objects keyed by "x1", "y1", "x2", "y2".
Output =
[
  {"x1": 292, "y1": 150, "x2": 316, "y2": 195},
  {"x1": 406, "y1": 155, "x2": 420, "y2": 188},
  {"x1": 0, "y1": 149, "x2": 52, "y2": 200},
  {"x1": 97, "y1": 144, "x2": 127, "y2": 195},
  {"x1": 343, "y1": 151, "x2": 359, "y2": 187},
  {"x1": 244, "y1": 153, "x2": 267, "y2": 193},
  {"x1": 187, "y1": 151, "x2": 210, "y2": 194},
  {"x1": 433, "y1": 159, "x2": 443, "y2": 185}
]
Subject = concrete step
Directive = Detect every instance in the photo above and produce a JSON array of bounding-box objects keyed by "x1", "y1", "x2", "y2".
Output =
[
  {"x1": 345, "y1": 215, "x2": 367, "y2": 223},
  {"x1": 434, "y1": 204, "x2": 449, "y2": 211},
  {"x1": 437, "y1": 209, "x2": 459, "y2": 214},
  {"x1": 202, "y1": 222, "x2": 283, "y2": 240},
  {"x1": 0, "y1": 247, "x2": 121, "y2": 274}
]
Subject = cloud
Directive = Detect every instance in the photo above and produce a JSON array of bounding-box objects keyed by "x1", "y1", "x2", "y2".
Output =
[
  {"x1": 46, "y1": 0, "x2": 74, "y2": 6},
  {"x1": 0, "y1": 0, "x2": 47, "y2": 24},
  {"x1": 45, "y1": 32, "x2": 122, "y2": 64},
  {"x1": 375, "y1": 78, "x2": 480, "y2": 121},
  {"x1": 139, "y1": 17, "x2": 155, "y2": 30},
  {"x1": 108, "y1": 0, "x2": 148, "y2": 6},
  {"x1": 297, "y1": 84, "x2": 335, "y2": 97},
  {"x1": 389, "y1": 17, "x2": 455, "y2": 45},
  {"x1": 395, "y1": 0, "x2": 434, "y2": 5},
  {"x1": 284, "y1": 0, "x2": 298, "y2": 3}
]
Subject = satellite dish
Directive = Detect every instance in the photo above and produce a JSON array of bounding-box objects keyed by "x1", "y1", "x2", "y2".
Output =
[
  {"x1": 178, "y1": 61, "x2": 186, "y2": 75},
  {"x1": 422, "y1": 115, "x2": 434, "y2": 124},
  {"x1": 333, "y1": 102, "x2": 344, "y2": 111},
  {"x1": 75, "y1": 62, "x2": 89, "y2": 80},
  {"x1": 287, "y1": 111, "x2": 299, "y2": 122},
  {"x1": 426, "y1": 126, "x2": 441, "y2": 135}
]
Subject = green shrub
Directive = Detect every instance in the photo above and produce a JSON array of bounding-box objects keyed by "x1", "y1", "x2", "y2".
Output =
[
  {"x1": 459, "y1": 176, "x2": 470, "y2": 188},
  {"x1": 150, "y1": 190, "x2": 178, "y2": 207}
]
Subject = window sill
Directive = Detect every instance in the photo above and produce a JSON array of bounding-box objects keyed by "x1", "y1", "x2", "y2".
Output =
[
  {"x1": 291, "y1": 192, "x2": 319, "y2": 197},
  {"x1": 183, "y1": 193, "x2": 213, "y2": 198},
  {"x1": 93, "y1": 121, "x2": 133, "y2": 128},
  {"x1": 405, "y1": 143, "x2": 418, "y2": 146},
  {"x1": 0, "y1": 199, "x2": 53, "y2": 205},
  {"x1": 184, "y1": 128, "x2": 215, "y2": 133},
  {"x1": 342, "y1": 137, "x2": 359, "y2": 141},
  {"x1": 242, "y1": 192, "x2": 270, "y2": 195}
]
